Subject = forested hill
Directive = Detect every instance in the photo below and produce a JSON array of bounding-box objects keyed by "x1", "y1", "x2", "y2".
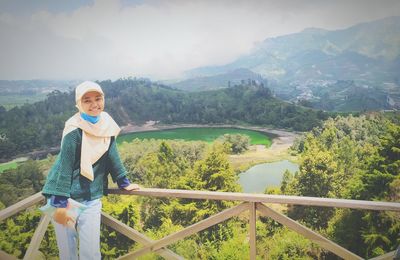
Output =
[{"x1": 0, "y1": 79, "x2": 329, "y2": 159}]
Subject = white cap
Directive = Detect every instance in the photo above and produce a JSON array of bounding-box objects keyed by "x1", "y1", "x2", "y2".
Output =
[
  {"x1": 75, "y1": 81, "x2": 105, "y2": 112},
  {"x1": 75, "y1": 81, "x2": 104, "y2": 104}
]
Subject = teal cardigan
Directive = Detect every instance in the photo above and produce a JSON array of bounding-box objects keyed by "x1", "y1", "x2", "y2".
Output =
[{"x1": 42, "y1": 128, "x2": 127, "y2": 202}]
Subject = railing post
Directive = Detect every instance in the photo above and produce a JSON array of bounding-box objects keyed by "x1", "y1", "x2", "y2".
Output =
[
  {"x1": 101, "y1": 212, "x2": 184, "y2": 260},
  {"x1": 118, "y1": 203, "x2": 249, "y2": 259},
  {"x1": 23, "y1": 214, "x2": 50, "y2": 260},
  {"x1": 249, "y1": 202, "x2": 257, "y2": 260},
  {"x1": 256, "y1": 203, "x2": 364, "y2": 260},
  {"x1": 0, "y1": 250, "x2": 17, "y2": 260}
]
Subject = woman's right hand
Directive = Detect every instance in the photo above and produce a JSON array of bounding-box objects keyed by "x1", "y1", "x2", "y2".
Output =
[
  {"x1": 123, "y1": 183, "x2": 140, "y2": 191},
  {"x1": 53, "y1": 208, "x2": 74, "y2": 226}
]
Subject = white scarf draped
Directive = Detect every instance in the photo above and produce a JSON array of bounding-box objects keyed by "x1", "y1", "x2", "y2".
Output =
[
  {"x1": 62, "y1": 81, "x2": 120, "y2": 181},
  {"x1": 62, "y1": 112, "x2": 120, "y2": 181}
]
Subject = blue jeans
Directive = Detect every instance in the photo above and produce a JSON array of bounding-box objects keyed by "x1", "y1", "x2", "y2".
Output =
[{"x1": 52, "y1": 199, "x2": 102, "y2": 260}]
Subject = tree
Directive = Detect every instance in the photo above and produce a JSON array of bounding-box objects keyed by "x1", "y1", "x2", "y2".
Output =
[
  {"x1": 288, "y1": 115, "x2": 400, "y2": 258},
  {"x1": 260, "y1": 228, "x2": 316, "y2": 260},
  {"x1": 218, "y1": 134, "x2": 250, "y2": 154},
  {"x1": 287, "y1": 134, "x2": 336, "y2": 228},
  {"x1": 0, "y1": 160, "x2": 44, "y2": 207},
  {"x1": 100, "y1": 195, "x2": 139, "y2": 259},
  {"x1": 193, "y1": 143, "x2": 241, "y2": 194}
]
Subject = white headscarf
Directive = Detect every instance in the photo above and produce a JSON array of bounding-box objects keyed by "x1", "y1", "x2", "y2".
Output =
[{"x1": 62, "y1": 81, "x2": 120, "y2": 181}]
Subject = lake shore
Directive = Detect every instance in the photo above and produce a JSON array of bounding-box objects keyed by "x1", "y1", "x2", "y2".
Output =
[
  {"x1": 121, "y1": 121, "x2": 299, "y2": 140},
  {"x1": 1, "y1": 121, "x2": 300, "y2": 168},
  {"x1": 120, "y1": 121, "x2": 300, "y2": 173}
]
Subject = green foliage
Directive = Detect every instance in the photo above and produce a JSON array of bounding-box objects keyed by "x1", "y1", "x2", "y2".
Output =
[
  {"x1": 287, "y1": 113, "x2": 400, "y2": 258},
  {"x1": 0, "y1": 209, "x2": 59, "y2": 258},
  {"x1": 198, "y1": 221, "x2": 250, "y2": 260},
  {"x1": 113, "y1": 78, "x2": 327, "y2": 133},
  {"x1": 3, "y1": 112, "x2": 399, "y2": 259},
  {"x1": 218, "y1": 134, "x2": 251, "y2": 154},
  {"x1": 0, "y1": 138, "x2": 248, "y2": 259},
  {"x1": 358, "y1": 121, "x2": 400, "y2": 200},
  {"x1": 119, "y1": 127, "x2": 272, "y2": 146},
  {"x1": 126, "y1": 140, "x2": 202, "y2": 230},
  {"x1": 264, "y1": 186, "x2": 281, "y2": 195},
  {"x1": 100, "y1": 195, "x2": 140, "y2": 259},
  {"x1": 187, "y1": 143, "x2": 241, "y2": 243},
  {"x1": 0, "y1": 160, "x2": 44, "y2": 207},
  {"x1": 0, "y1": 161, "x2": 18, "y2": 173},
  {"x1": 361, "y1": 211, "x2": 399, "y2": 258},
  {"x1": 0, "y1": 90, "x2": 74, "y2": 159},
  {"x1": 194, "y1": 143, "x2": 241, "y2": 193},
  {"x1": 280, "y1": 169, "x2": 293, "y2": 194},
  {"x1": 0, "y1": 78, "x2": 326, "y2": 159},
  {"x1": 260, "y1": 228, "x2": 316, "y2": 260},
  {"x1": 326, "y1": 209, "x2": 364, "y2": 254},
  {"x1": 123, "y1": 140, "x2": 242, "y2": 253},
  {"x1": 134, "y1": 141, "x2": 241, "y2": 235},
  {"x1": 287, "y1": 133, "x2": 337, "y2": 228},
  {"x1": 137, "y1": 141, "x2": 189, "y2": 189},
  {"x1": 144, "y1": 218, "x2": 199, "y2": 259}
]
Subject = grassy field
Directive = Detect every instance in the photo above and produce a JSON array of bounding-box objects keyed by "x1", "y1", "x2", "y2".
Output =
[
  {"x1": 0, "y1": 94, "x2": 47, "y2": 110},
  {"x1": 0, "y1": 157, "x2": 28, "y2": 173},
  {"x1": 118, "y1": 127, "x2": 272, "y2": 146},
  {"x1": 0, "y1": 161, "x2": 18, "y2": 173},
  {"x1": 229, "y1": 145, "x2": 297, "y2": 173}
]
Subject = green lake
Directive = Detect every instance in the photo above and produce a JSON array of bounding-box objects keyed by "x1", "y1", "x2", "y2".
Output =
[
  {"x1": 238, "y1": 160, "x2": 299, "y2": 193},
  {"x1": 118, "y1": 127, "x2": 272, "y2": 146}
]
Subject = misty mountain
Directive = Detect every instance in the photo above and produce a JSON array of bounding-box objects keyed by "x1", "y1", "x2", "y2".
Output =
[
  {"x1": 187, "y1": 16, "x2": 400, "y2": 80},
  {"x1": 170, "y1": 68, "x2": 268, "y2": 91},
  {"x1": 181, "y1": 16, "x2": 400, "y2": 111}
]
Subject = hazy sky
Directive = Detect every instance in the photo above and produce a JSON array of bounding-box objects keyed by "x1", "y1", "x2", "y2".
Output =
[{"x1": 0, "y1": 0, "x2": 399, "y2": 81}]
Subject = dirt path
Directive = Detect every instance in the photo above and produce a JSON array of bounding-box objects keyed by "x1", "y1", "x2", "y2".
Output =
[
  {"x1": 120, "y1": 120, "x2": 160, "y2": 133},
  {"x1": 228, "y1": 135, "x2": 298, "y2": 172}
]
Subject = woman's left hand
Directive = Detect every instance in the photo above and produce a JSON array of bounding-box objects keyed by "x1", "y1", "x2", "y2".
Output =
[{"x1": 123, "y1": 183, "x2": 140, "y2": 191}]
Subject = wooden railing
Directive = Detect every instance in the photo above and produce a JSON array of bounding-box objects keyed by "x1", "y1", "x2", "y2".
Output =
[{"x1": 0, "y1": 188, "x2": 399, "y2": 260}]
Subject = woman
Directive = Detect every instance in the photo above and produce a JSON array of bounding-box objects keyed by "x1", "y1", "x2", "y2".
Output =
[{"x1": 42, "y1": 81, "x2": 139, "y2": 260}]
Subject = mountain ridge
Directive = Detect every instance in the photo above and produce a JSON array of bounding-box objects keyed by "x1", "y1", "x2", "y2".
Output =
[
  {"x1": 178, "y1": 16, "x2": 400, "y2": 110},
  {"x1": 186, "y1": 16, "x2": 400, "y2": 79}
]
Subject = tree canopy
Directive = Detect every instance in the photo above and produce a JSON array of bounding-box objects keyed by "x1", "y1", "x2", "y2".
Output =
[{"x1": 0, "y1": 78, "x2": 330, "y2": 159}]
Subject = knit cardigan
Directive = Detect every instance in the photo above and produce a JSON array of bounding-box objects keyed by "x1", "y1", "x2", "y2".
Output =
[{"x1": 42, "y1": 128, "x2": 127, "y2": 202}]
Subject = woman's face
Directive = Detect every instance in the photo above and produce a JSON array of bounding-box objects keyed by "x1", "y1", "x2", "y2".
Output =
[{"x1": 81, "y1": 91, "x2": 104, "y2": 116}]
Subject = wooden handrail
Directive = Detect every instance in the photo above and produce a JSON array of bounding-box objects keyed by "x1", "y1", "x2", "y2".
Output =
[
  {"x1": 2, "y1": 188, "x2": 398, "y2": 222},
  {"x1": 0, "y1": 192, "x2": 44, "y2": 221},
  {"x1": 0, "y1": 250, "x2": 17, "y2": 260},
  {"x1": 1, "y1": 189, "x2": 399, "y2": 260},
  {"x1": 108, "y1": 188, "x2": 400, "y2": 211}
]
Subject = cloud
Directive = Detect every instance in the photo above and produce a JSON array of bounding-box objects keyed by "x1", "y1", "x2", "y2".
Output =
[{"x1": 0, "y1": 0, "x2": 399, "y2": 80}]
